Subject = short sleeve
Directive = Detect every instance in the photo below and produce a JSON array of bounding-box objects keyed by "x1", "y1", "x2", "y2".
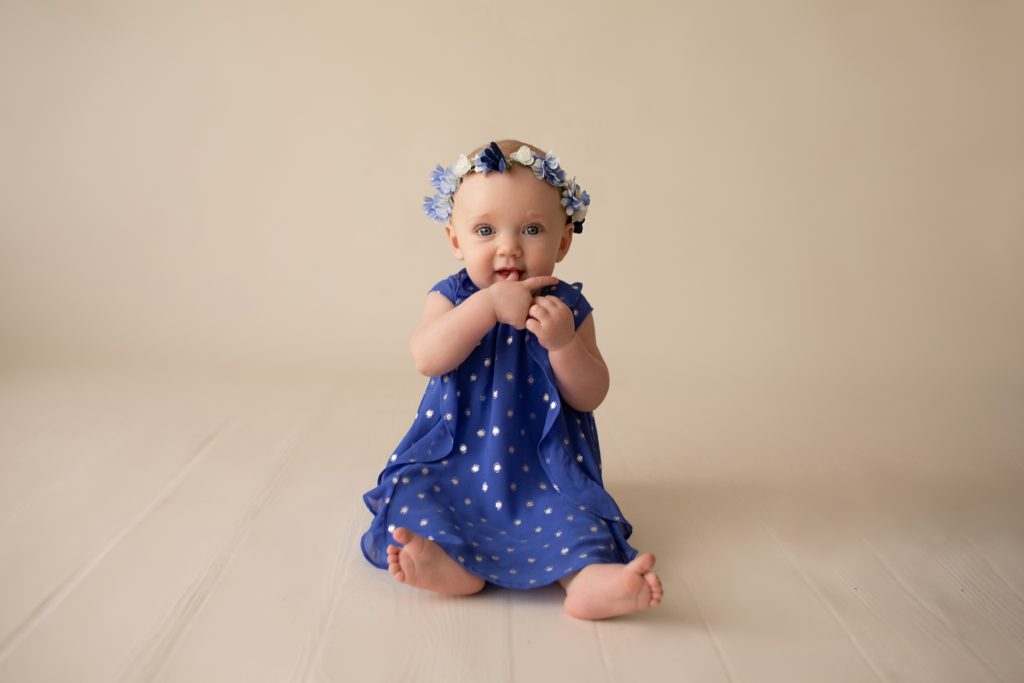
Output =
[
  {"x1": 570, "y1": 285, "x2": 593, "y2": 330},
  {"x1": 428, "y1": 273, "x2": 460, "y2": 305}
]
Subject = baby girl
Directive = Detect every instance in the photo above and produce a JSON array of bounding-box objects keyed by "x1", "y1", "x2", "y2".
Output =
[{"x1": 360, "y1": 139, "x2": 663, "y2": 620}]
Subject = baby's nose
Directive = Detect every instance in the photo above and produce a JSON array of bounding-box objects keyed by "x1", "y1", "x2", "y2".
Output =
[{"x1": 497, "y1": 237, "x2": 522, "y2": 255}]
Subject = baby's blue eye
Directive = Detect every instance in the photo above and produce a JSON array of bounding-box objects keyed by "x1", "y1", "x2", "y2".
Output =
[
  {"x1": 477, "y1": 226, "x2": 494, "y2": 236},
  {"x1": 524, "y1": 225, "x2": 541, "y2": 235}
]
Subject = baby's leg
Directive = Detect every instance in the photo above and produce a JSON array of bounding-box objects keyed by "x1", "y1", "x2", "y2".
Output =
[
  {"x1": 387, "y1": 527, "x2": 486, "y2": 596},
  {"x1": 557, "y1": 553, "x2": 663, "y2": 620}
]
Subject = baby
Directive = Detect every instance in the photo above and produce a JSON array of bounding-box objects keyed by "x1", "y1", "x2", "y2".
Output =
[{"x1": 360, "y1": 139, "x2": 663, "y2": 620}]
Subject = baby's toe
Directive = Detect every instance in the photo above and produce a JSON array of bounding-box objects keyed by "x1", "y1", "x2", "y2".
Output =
[
  {"x1": 627, "y1": 552, "x2": 656, "y2": 575},
  {"x1": 645, "y1": 572, "x2": 663, "y2": 602},
  {"x1": 389, "y1": 560, "x2": 405, "y2": 581}
]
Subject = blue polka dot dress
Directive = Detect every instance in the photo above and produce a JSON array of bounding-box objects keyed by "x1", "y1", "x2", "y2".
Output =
[{"x1": 360, "y1": 268, "x2": 638, "y2": 589}]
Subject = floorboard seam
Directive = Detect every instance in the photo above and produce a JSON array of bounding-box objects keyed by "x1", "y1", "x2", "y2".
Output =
[{"x1": 0, "y1": 419, "x2": 231, "y2": 665}]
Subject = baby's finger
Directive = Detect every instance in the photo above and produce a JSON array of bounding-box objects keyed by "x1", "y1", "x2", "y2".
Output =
[
  {"x1": 532, "y1": 299, "x2": 557, "y2": 315},
  {"x1": 522, "y1": 275, "x2": 559, "y2": 293},
  {"x1": 537, "y1": 296, "x2": 565, "y2": 312}
]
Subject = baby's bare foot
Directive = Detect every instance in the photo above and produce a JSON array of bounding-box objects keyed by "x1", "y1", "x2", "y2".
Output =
[
  {"x1": 386, "y1": 527, "x2": 486, "y2": 596},
  {"x1": 561, "y1": 552, "x2": 663, "y2": 620}
]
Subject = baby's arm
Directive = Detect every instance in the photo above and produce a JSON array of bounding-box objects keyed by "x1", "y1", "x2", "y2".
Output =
[
  {"x1": 411, "y1": 275, "x2": 560, "y2": 377},
  {"x1": 409, "y1": 291, "x2": 497, "y2": 377},
  {"x1": 547, "y1": 314, "x2": 609, "y2": 412}
]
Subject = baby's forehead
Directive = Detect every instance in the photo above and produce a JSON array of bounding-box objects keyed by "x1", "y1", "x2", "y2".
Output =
[
  {"x1": 455, "y1": 197, "x2": 564, "y2": 226},
  {"x1": 455, "y1": 169, "x2": 562, "y2": 211},
  {"x1": 459, "y1": 206, "x2": 553, "y2": 224}
]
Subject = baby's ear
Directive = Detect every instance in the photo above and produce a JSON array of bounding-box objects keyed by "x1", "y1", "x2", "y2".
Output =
[
  {"x1": 555, "y1": 224, "x2": 574, "y2": 262},
  {"x1": 445, "y1": 225, "x2": 464, "y2": 260}
]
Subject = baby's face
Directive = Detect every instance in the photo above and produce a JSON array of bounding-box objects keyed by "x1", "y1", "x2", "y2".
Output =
[{"x1": 445, "y1": 164, "x2": 573, "y2": 289}]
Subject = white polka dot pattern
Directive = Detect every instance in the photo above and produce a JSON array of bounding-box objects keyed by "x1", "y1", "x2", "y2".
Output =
[{"x1": 359, "y1": 268, "x2": 637, "y2": 589}]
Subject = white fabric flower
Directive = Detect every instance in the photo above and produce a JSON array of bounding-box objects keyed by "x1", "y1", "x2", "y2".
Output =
[
  {"x1": 510, "y1": 145, "x2": 534, "y2": 166},
  {"x1": 452, "y1": 153, "x2": 472, "y2": 177}
]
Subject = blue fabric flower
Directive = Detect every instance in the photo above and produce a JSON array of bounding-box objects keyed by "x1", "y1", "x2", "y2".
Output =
[
  {"x1": 474, "y1": 141, "x2": 508, "y2": 174},
  {"x1": 560, "y1": 178, "x2": 588, "y2": 216},
  {"x1": 430, "y1": 164, "x2": 458, "y2": 196},
  {"x1": 532, "y1": 152, "x2": 566, "y2": 187},
  {"x1": 423, "y1": 193, "x2": 452, "y2": 221},
  {"x1": 571, "y1": 187, "x2": 590, "y2": 233}
]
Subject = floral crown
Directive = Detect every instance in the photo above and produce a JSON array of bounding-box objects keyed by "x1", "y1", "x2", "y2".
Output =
[{"x1": 422, "y1": 141, "x2": 591, "y2": 234}]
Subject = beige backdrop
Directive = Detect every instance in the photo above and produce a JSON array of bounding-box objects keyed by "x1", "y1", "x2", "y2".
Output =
[
  {"x1": 1, "y1": 0, "x2": 1022, "y2": 396},
  {"x1": 1, "y1": 3, "x2": 1024, "y2": 678}
]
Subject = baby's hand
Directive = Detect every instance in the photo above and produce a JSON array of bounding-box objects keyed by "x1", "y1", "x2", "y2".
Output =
[
  {"x1": 489, "y1": 274, "x2": 559, "y2": 330},
  {"x1": 526, "y1": 295, "x2": 576, "y2": 351}
]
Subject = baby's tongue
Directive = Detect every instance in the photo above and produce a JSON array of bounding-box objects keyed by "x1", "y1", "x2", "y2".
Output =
[{"x1": 506, "y1": 270, "x2": 519, "y2": 281}]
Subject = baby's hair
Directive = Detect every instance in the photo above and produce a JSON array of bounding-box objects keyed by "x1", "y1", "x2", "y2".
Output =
[{"x1": 464, "y1": 138, "x2": 547, "y2": 160}]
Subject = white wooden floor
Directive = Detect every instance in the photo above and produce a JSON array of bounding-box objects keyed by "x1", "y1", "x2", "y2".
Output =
[{"x1": 0, "y1": 361, "x2": 1022, "y2": 682}]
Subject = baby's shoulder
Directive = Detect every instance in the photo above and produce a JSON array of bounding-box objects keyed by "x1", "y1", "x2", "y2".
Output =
[{"x1": 428, "y1": 268, "x2": 474, "y2": 305}]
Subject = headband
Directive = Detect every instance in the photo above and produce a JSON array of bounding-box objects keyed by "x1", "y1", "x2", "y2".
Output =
[{"x1": 423, "y1": 141, "x2": 591, "y2": 233}]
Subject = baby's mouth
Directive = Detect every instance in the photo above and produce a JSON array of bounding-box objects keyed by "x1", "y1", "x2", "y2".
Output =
[{"x1": 495, "y1": 268, "x2": 524, "y2": 281}]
